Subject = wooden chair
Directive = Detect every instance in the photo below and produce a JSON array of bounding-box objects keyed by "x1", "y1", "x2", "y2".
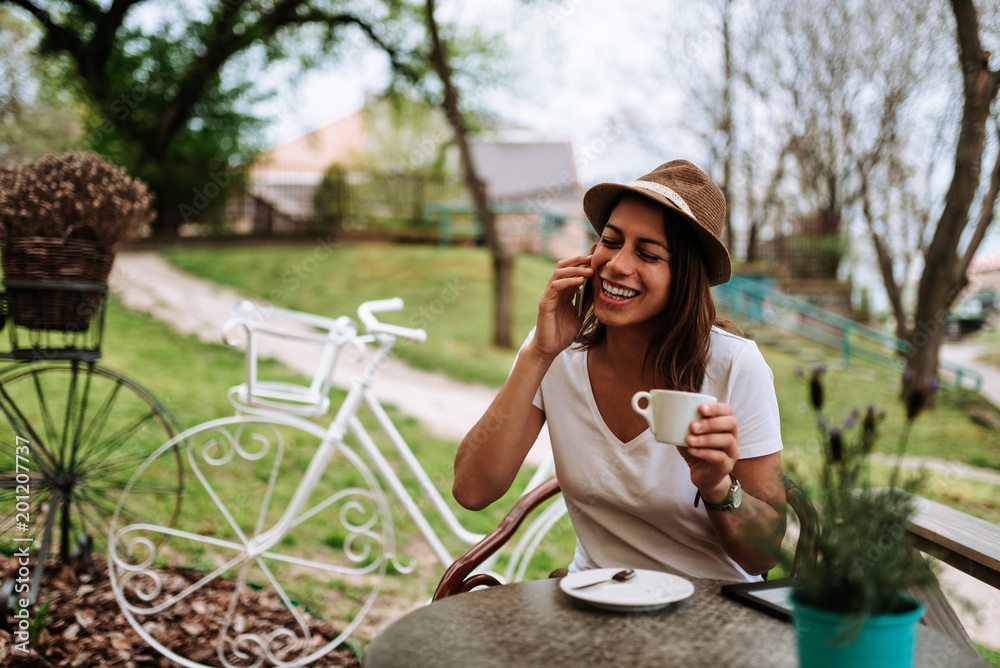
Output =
[
  {"x1": 783, "y1": 476, "x2": 818, "y2": 577},
  {"x1": 434, "y1": 476, "x2": 816, "y2": 600}
]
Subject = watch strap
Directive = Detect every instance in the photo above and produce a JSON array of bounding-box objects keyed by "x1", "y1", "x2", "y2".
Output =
[{"x1": 694, "y1": 473, "x2": 740, "y2": 511}]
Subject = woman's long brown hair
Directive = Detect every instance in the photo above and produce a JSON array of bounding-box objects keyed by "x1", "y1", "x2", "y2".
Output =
[{"x1": 575, "y1": 203, "x2": 733, "y2": 392}]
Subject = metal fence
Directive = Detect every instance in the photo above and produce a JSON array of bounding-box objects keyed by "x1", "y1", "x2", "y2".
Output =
[
  {"x1": 206, "y1": 168, "x2": 465, "y2": 239},
  {"x1": 185, "y1": 165, "x2": 593, "y2": 258}
]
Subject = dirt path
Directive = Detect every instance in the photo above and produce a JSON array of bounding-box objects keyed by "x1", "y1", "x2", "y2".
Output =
[{"x1": 942, "y1": 341, "x2": 1000, "y2": 407}]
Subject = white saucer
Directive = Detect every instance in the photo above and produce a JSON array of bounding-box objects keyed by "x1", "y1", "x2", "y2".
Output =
[{"x1": 559, "y1": 568, "x2": 695, "y2": 612}]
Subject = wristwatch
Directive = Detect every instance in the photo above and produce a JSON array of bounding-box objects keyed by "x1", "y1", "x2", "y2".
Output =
[{"x1": 694, "y1": 473, "x2": 743, "y2": 512}]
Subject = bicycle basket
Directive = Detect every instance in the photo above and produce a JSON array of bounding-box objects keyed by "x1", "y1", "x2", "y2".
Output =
[
  {"x1": 1, "y1": 237, "x2": 114, "y2": 330},
  {"x1": 1, "y1": 279, "x2": 107, "y2": 361}
]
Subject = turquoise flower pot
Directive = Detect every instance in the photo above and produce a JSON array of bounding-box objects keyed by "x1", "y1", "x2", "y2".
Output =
[{"x1": 792, "y1": 598, "x2": 925, "y2": 668}]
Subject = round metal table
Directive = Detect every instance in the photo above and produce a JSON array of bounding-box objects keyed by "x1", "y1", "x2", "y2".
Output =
[{"x1": 363, "y1": 578, "x2": 988, "y2": 667}]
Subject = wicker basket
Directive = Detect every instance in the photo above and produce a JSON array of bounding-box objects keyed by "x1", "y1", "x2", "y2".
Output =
[{"x1": 1, "y1": 237, "x2": 115, "y2": 330}]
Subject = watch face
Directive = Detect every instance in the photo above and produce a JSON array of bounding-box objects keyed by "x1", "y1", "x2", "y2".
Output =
[{"x1": 703, "y1": 475, "x2": 742, "y2": 511}]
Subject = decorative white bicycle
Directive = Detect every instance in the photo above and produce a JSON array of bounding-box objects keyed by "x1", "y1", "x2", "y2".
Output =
[{"x1": 108, "y1": 298, "x2": 565, "y2": 668}]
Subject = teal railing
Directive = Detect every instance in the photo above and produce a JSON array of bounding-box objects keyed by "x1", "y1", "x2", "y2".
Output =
[{"x1": 714, "y1": 275, "x2": 982, "y2": 392}]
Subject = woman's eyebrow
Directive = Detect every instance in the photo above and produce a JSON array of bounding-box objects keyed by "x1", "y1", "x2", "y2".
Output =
[{"x1": 604, "y1": 223, "x2": 670, "y2": 253}]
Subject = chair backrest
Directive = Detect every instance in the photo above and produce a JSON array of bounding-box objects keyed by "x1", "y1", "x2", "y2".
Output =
[
  {"x1": 433, "y1": 478, "x2": 562, "y2": 601},
  {"x1": 783, "y1": 476, "x2": 818, "y2": 576}
]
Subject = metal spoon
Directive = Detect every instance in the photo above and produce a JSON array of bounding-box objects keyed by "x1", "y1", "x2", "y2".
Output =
[{"x1": 571, "y1": 568, "x2": 637, "y2": 590}]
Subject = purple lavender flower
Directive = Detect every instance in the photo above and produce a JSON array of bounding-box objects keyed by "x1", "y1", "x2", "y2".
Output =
[
  {"x1": 828, "y1": 427, "x2": 844, "y2": 463},
  {"x1": 810, "y1": 365, "x2": 826, "y2": 411}
]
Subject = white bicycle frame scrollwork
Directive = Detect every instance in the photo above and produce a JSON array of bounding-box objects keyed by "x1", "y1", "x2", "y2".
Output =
[{"x1": 109, "y1": 297, "x2": 564, "y2": 668}]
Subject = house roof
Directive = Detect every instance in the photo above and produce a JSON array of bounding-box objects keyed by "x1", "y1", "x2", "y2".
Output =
[
  {"x1": 249, "y1": 182, "x2": 317, "y2": 219},
  {"x1": 252, "y1": 111, "x2": 367, "y2": 177},
  {"x1": 247, "y1": 104, "x2": 582, "y2": 219},
  {"x1": 469, "y1": 140, "x2": 580, "y2": 201}
]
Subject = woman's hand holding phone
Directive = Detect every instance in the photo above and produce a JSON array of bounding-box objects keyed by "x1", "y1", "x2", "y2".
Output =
[{"x1": 530, "y1": 251, "x2": 595, "y2": 361}]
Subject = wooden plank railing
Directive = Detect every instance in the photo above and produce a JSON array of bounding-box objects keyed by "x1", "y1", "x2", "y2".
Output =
[
  {"x1": 908, "y1": 494, "x2": 1000, "y2": 590},
  {"x1": 906, "y1": 494, "x2": 1000, "y2": 654}
]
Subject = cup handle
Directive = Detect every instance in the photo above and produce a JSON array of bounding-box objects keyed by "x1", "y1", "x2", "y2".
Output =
[{"x1": 631, "y1": 391, "x2": 654, "y2": 429}]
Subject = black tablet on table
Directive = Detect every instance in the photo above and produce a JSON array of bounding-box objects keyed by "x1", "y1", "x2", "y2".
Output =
[{"x1": 720, "y1": 577, "x2": 800, "y2": 622}]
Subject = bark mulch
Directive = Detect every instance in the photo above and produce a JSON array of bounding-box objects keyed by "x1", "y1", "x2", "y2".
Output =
[{"x1": 0, "y1": 555, "x2": 361, "y2": 667}]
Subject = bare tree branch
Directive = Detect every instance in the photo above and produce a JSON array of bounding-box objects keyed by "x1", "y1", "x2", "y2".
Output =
[
  {"x1": 958, "y1": 121, "x2": 1000, "y2": 278},
  {"x1": 153, "y1": 5, "x2": 383, "y2": 155},
  {"x1": 858, "y1": 164, "x2": 907, "y2": 339}
]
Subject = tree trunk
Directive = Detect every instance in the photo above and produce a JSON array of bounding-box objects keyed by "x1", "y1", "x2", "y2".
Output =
[
  {"x1": 424, "y1": 0, "x2": 513, "y2": 348},
  {"x1": 905, "y1": 0, "x2": 1000, "y2": 393},
  {"x1": 745, "y1": 221, "x2": 759, "y2": 263},
  {"x1": 493, "y1": 254, "x2": 513, "y2": 348},
  {"x1": 721, "y1": 0, "x2": 736, "y2": 256}
]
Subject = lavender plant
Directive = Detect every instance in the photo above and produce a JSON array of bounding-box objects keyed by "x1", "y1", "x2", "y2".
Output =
[{"x1": 791, "y1": 366, "x2": 936, "y2": 626}]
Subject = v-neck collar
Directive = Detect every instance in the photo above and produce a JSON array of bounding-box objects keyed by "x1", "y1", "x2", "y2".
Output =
[{"x1": 582, "y1": 349, "x2": 649, "y2": 451}]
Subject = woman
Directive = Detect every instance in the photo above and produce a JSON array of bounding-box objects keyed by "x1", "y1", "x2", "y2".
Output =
[{"x1": 454, "y1": 160, "x2": 785, "y2": 581}]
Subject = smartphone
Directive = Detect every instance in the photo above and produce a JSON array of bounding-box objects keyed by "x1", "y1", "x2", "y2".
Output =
[{"x1": 574, "y1": 278, "x2": 592, "y2": 318}]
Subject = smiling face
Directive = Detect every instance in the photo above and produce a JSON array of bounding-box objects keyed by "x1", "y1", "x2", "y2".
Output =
[{"x1": 590, "y1": 194, "x2": 673, "y2": 335}]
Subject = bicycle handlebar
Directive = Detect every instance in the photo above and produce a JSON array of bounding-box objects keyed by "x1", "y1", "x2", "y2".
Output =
[
  {"x1": 357, "y1": 298, "x2": 427, "y2": 344},
  {"x1": 222, "y1": 301, "x2": 358, "y2": 347}
]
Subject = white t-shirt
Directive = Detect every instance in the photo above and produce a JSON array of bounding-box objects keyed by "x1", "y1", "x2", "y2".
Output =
[{"x1": 525, "y1": 326, "x2": 783, "y2": 582}]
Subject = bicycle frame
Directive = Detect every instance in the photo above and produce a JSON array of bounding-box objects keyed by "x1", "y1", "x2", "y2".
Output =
[{"x1": 222, "y1": 297, "x2": 557, "y2": 572}]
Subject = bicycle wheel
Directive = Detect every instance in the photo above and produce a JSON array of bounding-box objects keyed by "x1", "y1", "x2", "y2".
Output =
[
  {"x1": 0, "y1": 361, "x2": 182, "y2": 566},
  {"x1": 109, "y1": 415, "x2": 394, "y2": 668}
]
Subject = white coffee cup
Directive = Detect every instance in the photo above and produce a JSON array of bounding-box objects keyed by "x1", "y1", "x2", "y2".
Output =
[{"x1": 631, "y1": 389, "x2": 717, "y2": 446}]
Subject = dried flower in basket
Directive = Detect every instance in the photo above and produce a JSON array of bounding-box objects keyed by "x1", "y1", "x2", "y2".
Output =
[
  {"x1": 0, "y1": 153, "x2": 154, "y2": 331},
  {"x1": 0, "y1": 152, "x2": 154, "y2": 252}
]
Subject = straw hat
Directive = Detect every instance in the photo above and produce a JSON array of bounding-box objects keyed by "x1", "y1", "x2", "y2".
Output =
[{"x1": 583, "y1": 160, "x2": 730, "y2": 286}]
